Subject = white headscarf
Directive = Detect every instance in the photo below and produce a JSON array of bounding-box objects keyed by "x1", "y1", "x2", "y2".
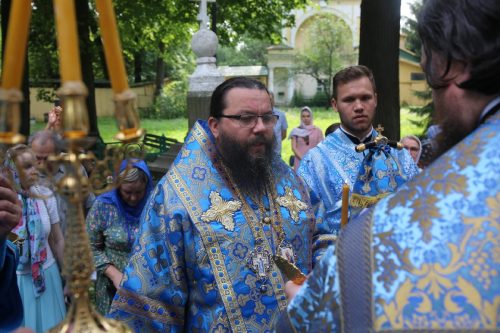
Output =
[
  {"x1": 402, "y1": 135, "x2": 422, "y2": 163},
  {"x1": 289, "y1": 107, "x2": 315, "y2": 138}
]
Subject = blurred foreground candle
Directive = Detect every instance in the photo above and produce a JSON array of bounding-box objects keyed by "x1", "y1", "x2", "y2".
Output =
[
  {"x1": 341, "y1": 183, "x2": 350, "y2": 227},
  {"x1": 95, "y1": 0, "x2": 128, "y2": 93},
  {"x1": 53, "y1": 0, "x2": 82, "y2": 82},
  {"x1": 1, "y1": 0, "x2": 32, "y2": 89},
  {"x1": 95, "y1": 0, "x2": 143, "y2": 141},
  {"x1": 0, "y1": 0, "x2": 31, "y2": 144}
]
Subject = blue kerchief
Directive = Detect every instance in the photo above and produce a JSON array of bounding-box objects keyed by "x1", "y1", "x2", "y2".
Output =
[{"x1": 96, "y1": 159, "x2": 153, "y2": 224}]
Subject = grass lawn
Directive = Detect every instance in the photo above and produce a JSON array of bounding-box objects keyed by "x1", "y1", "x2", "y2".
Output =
[{"x1": 31, "y1": 107, "x2": 424, "y2": 163}]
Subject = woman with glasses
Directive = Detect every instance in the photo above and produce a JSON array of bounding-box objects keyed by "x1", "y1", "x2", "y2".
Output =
[{"x1": 289, "y1": 107, "x2": 324, "y2": 171}]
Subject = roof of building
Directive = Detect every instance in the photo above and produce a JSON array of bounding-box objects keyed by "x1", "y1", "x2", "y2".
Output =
[
  {"x1": 399, "y1": 48, "x2": 420, "y2": 64},
  {"x1": 218, "y1": 66, "x2": 269, "y2": 77}
]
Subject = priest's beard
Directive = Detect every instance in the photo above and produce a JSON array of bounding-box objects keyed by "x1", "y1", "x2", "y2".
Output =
[
  {"x1": 218, "y1": 131, "x2": 276, "y2": 196},
  {"x1": 432, "y1": 113, "x2": 472, "y2": 161}
]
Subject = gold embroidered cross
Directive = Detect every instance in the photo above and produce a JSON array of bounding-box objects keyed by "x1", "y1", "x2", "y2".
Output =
[
  {"x1": 201, "y1": 191, "x2": 242, "y2": 231},
  {"x1": 276, "y1": 187, "x2": 308, "y2": 223}
]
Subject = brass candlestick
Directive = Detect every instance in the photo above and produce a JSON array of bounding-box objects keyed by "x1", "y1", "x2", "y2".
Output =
[
  {"x1": 0, "y1": 88, "x2": 25, "y2": 145},
  {"x1": 47, "y1": 85, "x2": 133, "y2": 333},
  {"x1": 1, "y1": 0, "x2": 144, "y2": 329}
]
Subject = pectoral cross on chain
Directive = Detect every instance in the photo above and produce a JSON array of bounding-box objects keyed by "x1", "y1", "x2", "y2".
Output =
[
  {"x1": 375, "y1": 124, "x2": 385, "y2": 136},
  {"x1": 247, "y1": 247, "x2": 272, "y2": 279}
]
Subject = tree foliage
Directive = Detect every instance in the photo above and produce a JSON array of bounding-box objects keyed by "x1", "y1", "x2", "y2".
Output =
[
  {"x1": 3, "y1": 0, "x2": 310, "y2": 134},
  {"x1": 402, "y1": 0, "x2": 433, "y2": 131},
  {"x1": 293, "y1": 14, "x2": 354, "y2": 103},
  {"x1": 25, "y1": 0, "x2": 308, "y2": 86},
  {"x1": 401, "y1": 0, "x2": 423, "y2": 56},
  {"x1": 217, "y1": 34, "x2": 273, "y2": 66},
  {"x1": 215, "y1": 0, "x2": 308, "y2": 45}
]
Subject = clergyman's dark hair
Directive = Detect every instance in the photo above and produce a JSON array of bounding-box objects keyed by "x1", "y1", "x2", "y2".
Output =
[
  {"x1": 331, "y1": 65, "x2": 376, "y2": 100},
  {"x1": 209, "y1": 77, "x2": 270, "y2": 118},
  {"x1": 418, "y1": 0, "x2": 500, "y2": 95}
]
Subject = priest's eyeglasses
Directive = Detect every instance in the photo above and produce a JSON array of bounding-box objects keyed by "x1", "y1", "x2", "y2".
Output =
[{"x1": 218, "y1": 113, "x2": 279, "y2": 128}]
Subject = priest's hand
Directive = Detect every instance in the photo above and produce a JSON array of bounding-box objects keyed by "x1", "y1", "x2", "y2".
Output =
[
  {"x1": 105, "y1": 264, "x2": 124, "y2": 289},
  {"x1": 285, "y1": 280, "x2": 304, "y2": 300}
]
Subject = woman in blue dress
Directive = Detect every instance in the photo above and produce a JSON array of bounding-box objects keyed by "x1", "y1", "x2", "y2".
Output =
[{"x1": 86, "y1": 159, "x2": 152, "y2": 315}]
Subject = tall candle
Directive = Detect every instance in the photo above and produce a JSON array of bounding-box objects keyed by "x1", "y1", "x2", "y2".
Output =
[
  {"x1": 1, "y1": 0, "x2": 32, "y2": 89},
  {"x1": 341, "y1": 183, "x2": 350, "y2": 227},
  {"x1": 53, "y1": 0, "x2": 82, "y2": 82},
  {"x1": 95, "y1": 0, "x2": 128, "y2": 93}
]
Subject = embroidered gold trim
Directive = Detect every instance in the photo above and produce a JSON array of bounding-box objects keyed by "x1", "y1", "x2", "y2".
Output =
[
  {"x1": 217, "y1": 162, "x2": 289, "y2": 312},
  {"x1": 350, "y1": 192, "x2": 388, "y2": 208},
  {"x1": 168, "y1": 165, "x2": 247, "y2": 333},
  {"x1": 111, "y1": 288, "x2": 184, "y2": 325}
]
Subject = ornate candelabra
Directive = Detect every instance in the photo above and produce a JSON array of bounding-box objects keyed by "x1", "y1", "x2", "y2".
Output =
[{"x1": 1, "y1": 1, "x2": 145, "y2": 332}]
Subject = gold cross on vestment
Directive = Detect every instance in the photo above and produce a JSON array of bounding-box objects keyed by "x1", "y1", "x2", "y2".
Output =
[
  {"x1": 201, "y1": 191, "x2": 242, "y2": 231},
  {"x1": 276, "y1": 187, "x2": 308, "y2": 223}
]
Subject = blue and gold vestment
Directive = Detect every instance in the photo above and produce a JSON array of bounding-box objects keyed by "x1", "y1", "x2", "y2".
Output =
[
  {"x1": 108, "y1": 121, "x2": 314, "y2": 332},
  {"x1": 297, "y1": 128, "x2": 419, "y2": 262},
  {"x1": 278, "y1": 112, "x2": 500, "y2": 332}
]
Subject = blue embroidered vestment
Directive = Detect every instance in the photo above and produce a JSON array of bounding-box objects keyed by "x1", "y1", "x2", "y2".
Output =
[
  {"x1": 109, "y1": 121, "x2": 314, "y2": 332},
  {"x1": 298, "y1": 128, "x2": 419, "y2": 262},
  {"x1": 281, "y1": 112, "x2": 500, "y2": 331}
]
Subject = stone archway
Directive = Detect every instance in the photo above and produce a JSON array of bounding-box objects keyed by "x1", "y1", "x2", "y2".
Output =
[{"x1": 267, "y1": 1, "x2": 360, "y2": 105}]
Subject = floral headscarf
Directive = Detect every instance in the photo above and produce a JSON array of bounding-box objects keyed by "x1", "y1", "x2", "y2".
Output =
[{"x1": 4, "y1": 145, "x2": 47, "y2": 297}]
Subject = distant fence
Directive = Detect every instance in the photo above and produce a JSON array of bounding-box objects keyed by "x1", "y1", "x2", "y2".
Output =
[{"x1": 29, "y1": 81, "x2": 156, "y2": 121}]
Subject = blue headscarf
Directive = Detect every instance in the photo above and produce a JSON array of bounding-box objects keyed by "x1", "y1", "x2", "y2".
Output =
[{"x1": 96, "y1": 159, "x2": 153, "y2": 223}]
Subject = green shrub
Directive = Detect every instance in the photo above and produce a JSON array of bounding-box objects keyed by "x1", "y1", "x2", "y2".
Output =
[
  {"x1": 291, "y1": 91, "x2": 330, "y2": 108},
  {"x1": 138, "y1": 106, "x2": 157, "y2": 119},
  {"x1": 144, "y1": 80, "x2": 188, "y2": 119}
]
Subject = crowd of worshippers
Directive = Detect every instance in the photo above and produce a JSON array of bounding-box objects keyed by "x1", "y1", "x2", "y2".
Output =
[{"x1": 1, "y1": 0, "x2": 499, "y2": 331}]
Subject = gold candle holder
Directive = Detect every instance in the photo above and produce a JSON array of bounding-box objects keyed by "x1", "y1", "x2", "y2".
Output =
[
  {"x1": 1, "y1": 0, "x2": 142, "y2": 331},
  {"x1": 57, "y1": 82, "x2": 90, "y2": 140},
  {"x1": 0, "y1": 89, "x2": 25, "y2": 144},
  {"x1": 47, "y1": 87, "x2": 132, "y2": 333},
  {"x1": 113, "y1": 89, "x2": 144, "y2": 142}
]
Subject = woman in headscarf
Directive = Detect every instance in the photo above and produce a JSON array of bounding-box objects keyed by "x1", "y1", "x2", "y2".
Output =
[
  {"x1": 289, "y1": 107, "x2": 324, "y2": 171},
  {"x1": 401, "y1": 135, "x2": 423, "y2": 167},
  {"x1": 86, "y1": 159, "x2": 153, "y2": 315},
  {"x1": 4, "y1": 144, "x2": 65, "y2": 332}
]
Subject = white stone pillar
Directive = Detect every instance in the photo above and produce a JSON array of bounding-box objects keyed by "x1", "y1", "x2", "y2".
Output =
[
  {"x1": 268, "y1": 66, "x2": 274, "y2": 93},
  {"x1": 287, "y1": 72, "x2": 295, "y2": 105},
  {"x1": 187, "y1": 0, "x2": 223, "y2": 128}
]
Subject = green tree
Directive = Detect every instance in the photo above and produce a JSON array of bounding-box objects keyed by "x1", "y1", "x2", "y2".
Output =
[
  {"x1": 4, "y1": 0, "x2": 309, "y2": 134},
  {"x1": 402, "y1": 0, "x2": 433, "y2": 132},
  {"x1": 401, "y1": 0, "x2": 423, "y2": 56},
  {"x1": 293, "y1": 14, "x2": 354, "y2": 104},
  {"x1": 215, "y1": 0, "x2": 308, "y2": 44},
  {"x1": 217, "y1": 34, "x2": 273, "y2": 66}
]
